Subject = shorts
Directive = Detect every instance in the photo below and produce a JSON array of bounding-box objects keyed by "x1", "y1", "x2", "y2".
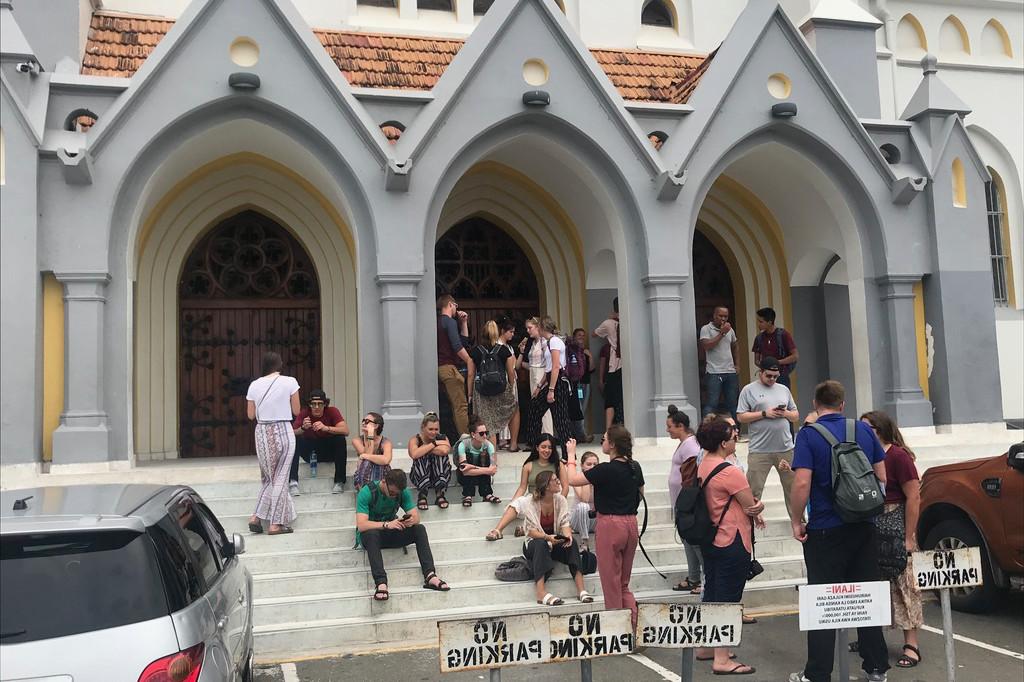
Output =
[{"x1": 604, "y1": 370, "x2": 623, "y2": 409}]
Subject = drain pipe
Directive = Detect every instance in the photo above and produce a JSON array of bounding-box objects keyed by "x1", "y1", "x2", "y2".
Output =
[{"x1": 870, "y1": 0, "x2": 901, "y2": 117}]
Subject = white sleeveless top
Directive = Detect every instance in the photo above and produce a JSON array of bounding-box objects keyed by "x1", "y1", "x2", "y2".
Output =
[{"x1": 246, "y1": 374, "x2": 300, "y2": 422}]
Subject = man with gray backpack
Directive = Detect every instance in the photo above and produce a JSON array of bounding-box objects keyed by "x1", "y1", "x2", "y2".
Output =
[{"x1": 788, "y1": 380, "x2": 889, "y2": 682}]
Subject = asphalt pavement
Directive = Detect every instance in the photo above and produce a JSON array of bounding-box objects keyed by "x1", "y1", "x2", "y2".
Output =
[{"x1": 255, "y1": 592, "x2": 1023, "y2": 681}]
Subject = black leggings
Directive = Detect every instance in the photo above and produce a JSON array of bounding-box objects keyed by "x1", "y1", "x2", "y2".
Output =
[
  {"x1": 361, "y1": 525, "x2": 436, "y2": 587},
  {"x1": 524, "y1": 536, "x2": 580, "y2": 581},
  {"x1": 525, "y1": 377, "x2": 574, "y2": 451}
]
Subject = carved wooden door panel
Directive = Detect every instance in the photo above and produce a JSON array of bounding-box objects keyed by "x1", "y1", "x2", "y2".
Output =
[{"x1": 179, "y1": 211, "x2": 321, "y2": 458}]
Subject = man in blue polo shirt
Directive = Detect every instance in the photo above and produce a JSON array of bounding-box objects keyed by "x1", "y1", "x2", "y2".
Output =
[{"x1": 788, "y1": 380, "x2": 889, "y2": 682}]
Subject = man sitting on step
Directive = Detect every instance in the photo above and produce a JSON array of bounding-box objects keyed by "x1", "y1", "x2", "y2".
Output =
[{"x1": 356, "y1": 469, "x2": 451, "y2": 601}]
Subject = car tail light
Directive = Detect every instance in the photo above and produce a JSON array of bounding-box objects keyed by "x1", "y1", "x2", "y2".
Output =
[{"x1": 138, "y1": 642, "x2": 204, "y2": 682}]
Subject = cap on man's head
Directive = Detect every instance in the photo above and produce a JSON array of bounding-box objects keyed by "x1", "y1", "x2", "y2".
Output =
[
  {"x1": 759, "y1": 356, "x2": 781, "y2": 372},
  {"x1": 308, "y1": 389, "x2": 329, "y2": 404}
]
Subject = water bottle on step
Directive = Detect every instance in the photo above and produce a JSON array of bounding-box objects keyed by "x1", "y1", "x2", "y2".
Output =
[{"x1": 310, "y1": 452, "x2": 318, "y2": 478}]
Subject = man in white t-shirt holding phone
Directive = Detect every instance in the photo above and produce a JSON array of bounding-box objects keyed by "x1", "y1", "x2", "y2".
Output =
[{"x1": 699, "y1": 306, "x2": 739, "y2": 422}]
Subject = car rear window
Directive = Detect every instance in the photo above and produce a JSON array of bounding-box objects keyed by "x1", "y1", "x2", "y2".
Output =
[{"x1": 1, "y1": 530, "x2": 168, "y2": 644}]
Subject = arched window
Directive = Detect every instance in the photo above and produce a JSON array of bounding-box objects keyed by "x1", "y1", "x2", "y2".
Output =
[
  {"x1": 473, "y1": 0, "x2": 494, "y2": 14},
  {"x1": 951, "y1": 157, "x2": 967, "y2": 208},
  {"x1": 939, "y1": 15, "x2": 971, "y2": 55},
  {"x1": 418, "y1": 0, "x2": 453, "y2": 11},
  {"x1": 986, "y1": 167, "x2": 1013, "y2": 305},
  {"x1": 63, "y1": 108, "x2": 98, "y2": 132},
  {"x1": 981, "y1": 19, "x2": 1013, "y2": 58},
  {"x1": 641, "y1": 0, "x2": 674, "y2": 28},
  {"x1": 896, "y1": 14, "x2": 927, "y2": 54}
]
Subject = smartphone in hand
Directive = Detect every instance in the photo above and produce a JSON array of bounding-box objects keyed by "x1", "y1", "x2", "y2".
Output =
[{"x1": 400, "y1": 513, "x2": 412, "y2": 522}]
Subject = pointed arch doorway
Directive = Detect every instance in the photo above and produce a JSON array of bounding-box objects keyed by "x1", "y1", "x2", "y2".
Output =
[{"x1": 178, "y1": 210, "x2": 323, "y2": 457}]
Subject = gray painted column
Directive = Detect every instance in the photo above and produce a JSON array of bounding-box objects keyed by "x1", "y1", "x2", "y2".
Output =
[
  {"x1": 877, "y1": 275, "x2": 933, "y2": 427},
  {"x1": 643, "y1": 275, "x2": 699, "y2": 425},
  {"x1": 376, "y1": 272, "x2": 424, "y2": 436},
  {"x1": 51, "y1": 271, "x2": 111, "y2": 464}
]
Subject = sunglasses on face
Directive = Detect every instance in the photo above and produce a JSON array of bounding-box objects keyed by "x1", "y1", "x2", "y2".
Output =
[
  {"x1": 475, "y1": 430, "x2": 489, "y2": 437},
  {"x1": 309, "y1": 400, "x2": 325, "y2": 406},
  {"x1": 362, "y1": 418, "x2": 380, "y2": 425}
]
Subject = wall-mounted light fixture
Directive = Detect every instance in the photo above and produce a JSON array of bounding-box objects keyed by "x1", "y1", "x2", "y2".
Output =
[
  {"x1": 522, "y1": 90, "x2": 550, "y2": 106},
  {"x1": 229, "y1": 72, "x2": 260, "y2": 90},
  {"x1": 771, "y1": 102, "x2": 797, "y2": 118}
]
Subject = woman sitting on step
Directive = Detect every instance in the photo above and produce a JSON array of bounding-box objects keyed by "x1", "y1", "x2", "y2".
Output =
[
  {"x1": 568, "y1": 451, "x2": 599, "y2": 550},
  {"x1": 407, "y1": 412, "x2": 452, "y2": 510},
  {"x1": 353, "y1": 412, "x2": 393, "y2": 492},
  {"x1": 522, "y1": 470, "x2": 593, "y2": 606},
  {"x1": 485, "y1": 433, "x2": 568, "y2": 541}
]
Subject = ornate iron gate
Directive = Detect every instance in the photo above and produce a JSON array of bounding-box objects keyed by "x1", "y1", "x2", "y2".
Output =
[{"x1": 179, "y1": 211, "x2": 322, "y2": 457}]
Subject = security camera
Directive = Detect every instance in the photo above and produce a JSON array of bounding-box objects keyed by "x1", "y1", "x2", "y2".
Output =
[{"x1": 15, "y1": 61, "x2": 40, "y2": 75}]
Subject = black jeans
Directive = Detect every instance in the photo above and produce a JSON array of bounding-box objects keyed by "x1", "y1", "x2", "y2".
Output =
[
  {"x1": 361, "y1": 525, "x2": 435, "y2": 586},
  {"x1": 290, "y1": 435, "x2": 347, "y2": 484},
  {"x1": 525, "y1": 376, "x2": 574, "y2": 451},
  {"x1": 460, "y1": 473, "x2": 493, "y2": 499},
  {"x1": 524, "y1": 536, "x2": 580, "y2": 581},
  {"x1": 701, "y1": 531, "x2": 750, "y2": 603},
  {"x1": 802, "y1": 522, "x2": 890, "y2": 681}
]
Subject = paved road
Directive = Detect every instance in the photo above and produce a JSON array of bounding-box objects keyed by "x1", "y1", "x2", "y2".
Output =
[{"x1": 255, "y1": 592, "x2": 1023, "y2": 681}]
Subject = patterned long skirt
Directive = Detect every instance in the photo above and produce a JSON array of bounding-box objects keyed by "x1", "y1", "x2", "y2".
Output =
[
  {"x1": 410, "y1": 454, "x2": 452, "y2": 494},
  {"x1": 253, "y1": 422, "x2": 297, "y2": 526},
  {"x1": 885, "y1": 502, "x2": 924, "y2": 630},
  {"x1": 476, "y1": 381, "x2": 518, "y2": 437}
]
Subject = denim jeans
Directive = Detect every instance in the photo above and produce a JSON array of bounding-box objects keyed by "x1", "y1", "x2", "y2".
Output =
[{"x1": 703, "y1": 372, "x2": 739, "y2": 422}]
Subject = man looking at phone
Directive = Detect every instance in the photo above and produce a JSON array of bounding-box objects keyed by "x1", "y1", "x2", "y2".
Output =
[
  {"x1": 356, "y1": 469, "x2": 450, "y2": 601},
  {"x1": 737, "y1": 357, "x2": 799, "y2": 517}
]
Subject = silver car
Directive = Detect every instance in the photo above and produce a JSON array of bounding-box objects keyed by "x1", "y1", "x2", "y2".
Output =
[{"x1": 0, "y1": 485, "x2": 253, "y2": 682}]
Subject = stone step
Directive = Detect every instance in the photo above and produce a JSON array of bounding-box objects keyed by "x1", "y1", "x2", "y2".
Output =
[
  {"x1": 251, "y1": 579, "x2": 805, "y2": 659},
  {"x1": 249, "y1": 535, "x2": 801, "y2": 596},
  {"x1": 252, "y1": 554, "x2": 805, "y2": 625}
]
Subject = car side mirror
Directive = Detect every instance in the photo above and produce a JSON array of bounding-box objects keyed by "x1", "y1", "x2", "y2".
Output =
[
  {"x1": 1009, "y1": 443, "x2": 1024, "y2": 472},
  {"x1": 229, "y1": 533, "x2": 246, "y2": 557}
]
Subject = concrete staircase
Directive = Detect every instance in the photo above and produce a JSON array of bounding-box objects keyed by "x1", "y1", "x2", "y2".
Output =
[{"x1": 188, "y1": 430, "x2": 1020, "y2": 660}]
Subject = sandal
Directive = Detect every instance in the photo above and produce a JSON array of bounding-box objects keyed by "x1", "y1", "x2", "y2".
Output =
[
  {"x1": 697, "y1": 653, "x2": 736, "y2": 662},
  {"x1": 538, "y1": 593, "x2": 564, "y2": 606},
  {"x1": 673, "y1": 578, "x2": 701, "y2": 593},
  {"x1": 578, "y1": 590, "x2": 594, "y2": 603},
  {"x1": 373, "y1": 585, "x2": 389, "y2": 601},
  {"x1": 423, "y1": 572, "x2": 451, "y2": 592},
  {"x1": 896, "y1": 644, "x2": 921, "y2": 668},
  {"x1": 485, "y1": 529, "x2": 503, "y2": 541},
  {"x1": 462, "y1": 496, "x2": 473, "y2": 507},
  {"x1": 483, "y1": 494, "x2": 502, "y2": 504},
  {"x1": 436, "y1": 496, "x2": 449, "y2": 509},
  {"x1": 248, "y1": 521, "x2": 263, "y2": 534},
  {"x1": 267, "y1": 526, "x2": 294, "y2": 535},
  {"x1": 417, "y1": 494, "x2": 429, "y2": 511},
  {"x1": 712, "y1": 664, "x2": 755, "y2": 675}
]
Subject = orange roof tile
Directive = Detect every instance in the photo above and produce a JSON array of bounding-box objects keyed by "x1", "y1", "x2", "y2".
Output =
[{"x1": 81, "y1": 11, "x2": 710, "y2": 103}]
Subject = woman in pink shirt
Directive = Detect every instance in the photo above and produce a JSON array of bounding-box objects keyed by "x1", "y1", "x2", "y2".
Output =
[{"x1": 694, "y1": 419, "x2": 765, "y2": 675}]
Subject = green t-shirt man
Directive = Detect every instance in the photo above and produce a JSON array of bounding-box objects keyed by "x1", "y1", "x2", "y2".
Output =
[{"x1": 355, "y1": 481, "x2": 415, "y2": 546}]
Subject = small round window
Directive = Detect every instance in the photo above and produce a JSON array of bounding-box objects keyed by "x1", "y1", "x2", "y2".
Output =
[{"x1": 230, "y1": 37, "x2": 260, "y2": 67}]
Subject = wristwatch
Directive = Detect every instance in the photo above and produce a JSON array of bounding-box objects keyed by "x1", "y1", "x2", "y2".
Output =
[{"x1": 761, "y1": 410, "x2": 767, "y2": 418}]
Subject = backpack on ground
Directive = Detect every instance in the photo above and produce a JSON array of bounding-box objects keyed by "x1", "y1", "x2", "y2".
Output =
[
  {"x1": 475, "y1": 344, "x2": 508, "y2": 397},
  {"x1": 674, "y1": 462, "x2": 733, "y2": 546},
  {"x1": 495, "y1": 556, "x2": 531, "y2": 582},
  {"x1": 808, "y1": 419, "x2": 884, "y2": 523},
  {"x1": 564, "y1": 340, "x2": 586, "y2": 382}
]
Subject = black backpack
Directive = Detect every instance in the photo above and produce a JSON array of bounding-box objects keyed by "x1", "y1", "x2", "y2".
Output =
[
  {"x1": 674, "y1": 462, "x2": 733, "y2": 545},
  {"x1": 474, "y1": 345, "x2": 507, "y2": 397},
  {"x1": 808, "y1": 420, "x2": 884, "y2": 523}
]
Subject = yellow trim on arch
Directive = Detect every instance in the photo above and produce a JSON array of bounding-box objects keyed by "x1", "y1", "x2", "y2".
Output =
[
  {"x1": 913, "y1": 281, "x2": 929, "y2": 400},
  {"x1": 42, "y1": 274, "x2": 65, "y2": 462},
  {"x1": 136, "y1": 152, "x2": 356, "y2": 266}
]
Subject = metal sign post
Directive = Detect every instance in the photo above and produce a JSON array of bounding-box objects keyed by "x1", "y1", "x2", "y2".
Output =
[
  {"x1": 912, "y1": 546, "x2": 984, "y2": 682},
  {"x1": 835, "y1": 628, "x2": 850, "y2": 682},
  {"x1": 549, "y1": 609, "x2": 634, "y2": 681},
  {"x1": 637, "y1": 602, "x2": 743, "y2": 682}
]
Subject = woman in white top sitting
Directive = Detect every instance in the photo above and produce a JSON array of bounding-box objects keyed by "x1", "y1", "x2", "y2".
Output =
[
  {"x1": 246, "y1": 352, "x2": 301, "y2": 535},
  {"x1": 523, "y1": 470, "x2": 593, "y2": 606},
  {"x1": 523, "y1": 316, "x2": 574, "y2": 453}
]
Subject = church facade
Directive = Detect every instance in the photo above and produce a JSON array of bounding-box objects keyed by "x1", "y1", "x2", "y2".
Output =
[{"x1": 1, "y1": 0, "x2": 1020, "y2": 469}]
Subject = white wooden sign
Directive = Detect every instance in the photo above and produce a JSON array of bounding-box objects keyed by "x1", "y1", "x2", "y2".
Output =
[
  {"x1": 438, "y1": 613, "x2": 549, "y2": 673},
  {"x1": 549, "y1": 609, "x2": 634, "y2": 661},
  {"x1": 637, "y1": 602, "x2": 743, "y2": 648},
  {"x1": 798, "y1": 581, "x2": 891, "y2": 631},
  {"x1": 913, "y1": 547, "x2": 984, "y2": 590}
]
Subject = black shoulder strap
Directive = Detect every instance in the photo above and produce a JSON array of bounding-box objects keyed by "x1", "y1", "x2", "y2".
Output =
[
  {"x1": 700, "y1": 461, "x2": 732, "y2": 490},
  {"x1": 629, "y1": 460, "x2": 668, "y2": 580},
  {"x1": 775, "y1": 327, "x2": 786, "y2": 357}
]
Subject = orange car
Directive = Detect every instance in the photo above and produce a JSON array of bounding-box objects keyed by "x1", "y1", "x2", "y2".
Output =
[{"x1": 917, "y1": 442, "x2": 1024, "y2": 613}]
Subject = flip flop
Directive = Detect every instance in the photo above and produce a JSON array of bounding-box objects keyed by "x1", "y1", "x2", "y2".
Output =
[
  {"x1": 248, "y1": 521, "x2": 263, "y2": 534},
  {"x1": 423, "y1": 573, "x2": 451, "y2": 591},
  {"x1": 673, "y1": 578, "x2": 701, "y2": 593},
  {"x1": 896, "y1": 644, "x2": 922, "y2": 668},
  {"x1": 436, "y1": 496, "x2": 449, "y2": 509},
  {"x1": 712, "y1": 664, "x2": 755, "y2": 675},
  {"x1": 485, "y1": 529, "x2": 503, "y2": 541},
  {"x1": 267, "y1": 526, "x2": 294, "y2": 535},
  {"x1": 538, "y1": 593, "x2": 564, "y2": 606},
  {"x1": 483, "y1": 495, "x2": 502, "y2": 504},
  {"x1": 697, "y1": 653, "x2": 736, "y2": 662}
]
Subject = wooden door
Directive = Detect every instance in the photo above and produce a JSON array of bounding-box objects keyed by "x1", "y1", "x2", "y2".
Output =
[{"x1": 179, "y1": 211, "x2": 321, "y2": 457}]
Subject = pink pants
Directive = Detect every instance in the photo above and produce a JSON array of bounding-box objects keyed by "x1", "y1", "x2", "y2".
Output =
[{"x1": 595, "y1": 513, "x2": 639, "y2": 627}]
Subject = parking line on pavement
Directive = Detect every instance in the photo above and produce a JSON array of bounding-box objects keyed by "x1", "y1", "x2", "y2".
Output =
[
  {"x1": 280, "y1": 662, "x2": 300, "y2": 682},
  {"x1": 627, "y1": 653, "x2": 682, "y2": 681},
  {"x1": 920, "y1": 624, "x2": 1024, "y2": 661}
]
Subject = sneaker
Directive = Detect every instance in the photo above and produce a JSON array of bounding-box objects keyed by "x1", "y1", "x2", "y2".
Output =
[
  {"x1": 332, "y1": 482, "x2": 344, "y2": 494},
  {"x1": 866, "y1": 672, "x2": 887, "y2": 682},
  {"x1": 289, "y1": 481, "x2": 300, "y2": 496},
  {"x1": 788, "y1": 674, "x2": 811, "y2": 682}
]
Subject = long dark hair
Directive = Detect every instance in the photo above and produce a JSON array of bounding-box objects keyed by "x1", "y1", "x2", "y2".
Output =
[
  {"x1": 524, "y1": 434, "x2": 562, "y2": 475},
  {"x1": 861, "y1": 410, "x2": 915, "y2": 460}
]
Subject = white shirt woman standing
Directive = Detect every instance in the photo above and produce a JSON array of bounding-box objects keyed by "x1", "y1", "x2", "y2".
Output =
[{"x1": 246, "y1": 352, "x2": 301, "y2": 535}]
